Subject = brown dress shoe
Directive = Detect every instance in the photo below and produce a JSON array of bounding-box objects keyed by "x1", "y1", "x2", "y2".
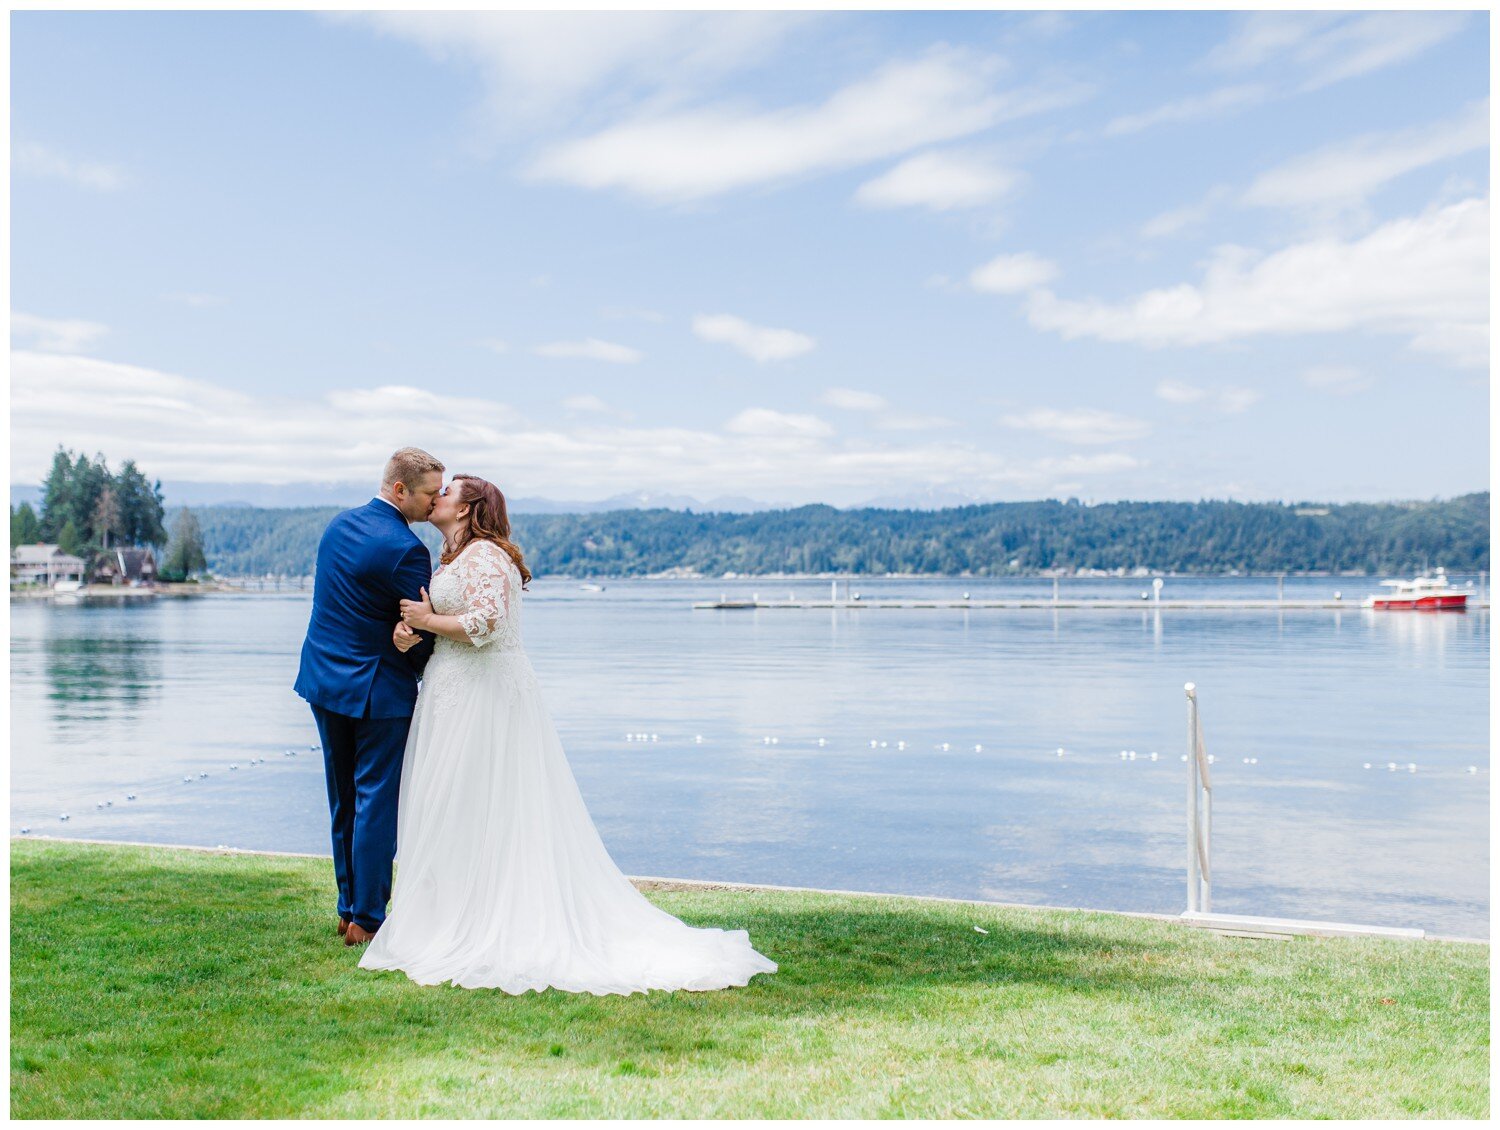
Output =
[
  {"x1": 338, "y1": 917, "x2": 350, "y2": 937},
  {"x1": 344, "y1": 922, "x2": 377, "y2": 947}
]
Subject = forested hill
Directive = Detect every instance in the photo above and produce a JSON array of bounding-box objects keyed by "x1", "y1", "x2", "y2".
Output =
[{"x1": 184, "y1": 493, "x2": 1488, "y2": 578}]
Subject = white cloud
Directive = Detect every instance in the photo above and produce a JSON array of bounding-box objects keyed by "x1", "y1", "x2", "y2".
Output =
[
  {"x1": 12, "y1": 311, "x2": 109, "y2": 354},
  {"x1": 1140, "y1": 103, "x2": 1486, "y2": 245},
  {"x1": 477, "y1": 338, "x2": 511, "y2": 354},
  {"x1": 854, "y1": 149, "x2": 1019, "y2": 211},
  {"x1": 821, "y1": 387, "x2": 888, "y2": 411},
  {"x1": 325, "y1": 385, "x2": 520, "y2": 425},
  {"x1": 724, "y1": 407, "x2": 834, "y2": 440},
  {"x1": 1155, "y1": 380, "x2": 1208, "y2": 404},
  {"x1": 10, "y1": 352, "x2": 521, "y2": 484},
  {"x1": 1291, "y1": 12, "x2": 1471, "y2": 92},
  {"x1": 1155, "y1": 380, "x2": 1261, "y2": 413},
  {"x1": 1008, "y1": 12, "x2": 1074, "y2": 42},
  {"x1": 1031, "y1": 452, "x2": 1143, "y2": 476},
  {"x1": 1140, "y1": 186, "x2": 1233, "y2": 240},
  {"x1": 14, "y1": 143, "x2": 128, "y2": 191},
  {"x1": 1243, "y1": 101, "x2": 1488, "y2": 209},
  {"x1": 1023, "y1": 196, "x2": 1488, "y2": 367},
  {"x1": 999, "y1": 407, "x2": 1151, "y2": 446},
  {"x1": 1110, "y1": 13, "x2": 1470, "y2": 142},
  {"x1": 1217, "y1": 387, "x2": 1261, "y2": 414},
  {"x1": 532, "y1": 338, "x2": 643, "y2": 363},
  {"x1": 8, "y1": 350, "x2": 1144, "y2": 502},
  {"x1": 525, "y1": 47, "x2": 1082, "y2": 202},
  {"x1": 872, "y1": 412, "x2": 956, "y2": 431},
  {"x1": 969, "y1": 251, "x2": 1059, "y2": 294},
  {"x1": 818, "y1": 388, "x2": 950, "y2": 429},
  {"x1": 1104, "y1": 84, "x2": 1267, "y2": 137},
  {"x1": 335, "y1": 11, "x2": 811, "y2": 129},
  {"x1": 1407, "y1": 321, "x2": 1489, "y2": 369},
  {"x1": 1301, "y1": 364, "x2": 1370, "y2": 394},
  {"x1": 1204, "y1": 11, "x2": 1470, "y2": 91},
  {"x1": 693, "y1": 314, "x2": 815, "y2": 362},
  {"x1": 1203, "y1": 12, "x2": 1343, "y2": 72}
]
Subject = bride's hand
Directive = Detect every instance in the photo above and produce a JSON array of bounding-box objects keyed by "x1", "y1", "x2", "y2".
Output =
[
  {"x1": 393, "y1": 621, "x2": 420, "y2": 652},
  {"x1": 400, "y1": 587, "x2": 434, "y2": 631}
]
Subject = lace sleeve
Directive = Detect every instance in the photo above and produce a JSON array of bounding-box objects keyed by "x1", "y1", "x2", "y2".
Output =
[{"x1": 453, "y1": 541, "x2": 513, "y2": 649}]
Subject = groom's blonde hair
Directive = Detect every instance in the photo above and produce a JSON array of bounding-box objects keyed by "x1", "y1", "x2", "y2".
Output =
[{"x1": 382, "y1": 447, "x2": 445, "y2": 490}]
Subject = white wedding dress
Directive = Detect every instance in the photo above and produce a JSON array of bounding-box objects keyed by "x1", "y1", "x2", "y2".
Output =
[{"x1": 360, "y1": 539, "x2": 776, "y2": 994}]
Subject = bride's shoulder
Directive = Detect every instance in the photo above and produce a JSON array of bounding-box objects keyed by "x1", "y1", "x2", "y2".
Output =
[{"x1": 459, "y1": 538, "x2": 515, "y2": 571}]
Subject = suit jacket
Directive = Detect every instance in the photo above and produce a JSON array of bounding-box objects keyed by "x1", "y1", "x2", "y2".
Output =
[{"x1": 294, "y1": 499, "x2": 436, "y2": 719}]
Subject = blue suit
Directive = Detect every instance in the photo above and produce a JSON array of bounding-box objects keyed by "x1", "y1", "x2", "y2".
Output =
[{"x1": 295, "y1": 499, "x2": 435, "y2": 932}]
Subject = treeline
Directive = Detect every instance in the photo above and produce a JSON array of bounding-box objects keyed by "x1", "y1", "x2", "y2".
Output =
[
  {"x1": 11, "y1": 447, "x2": 208, "y2": 581},
  {"x1": 175, "y1": 493, "x2": 1488, "y2": 578},
  {"x1": 13, "y1": 448, "x2": 167, "y2": 558}
]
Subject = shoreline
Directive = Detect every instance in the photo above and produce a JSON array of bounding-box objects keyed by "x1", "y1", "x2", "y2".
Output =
[
  {"x1": 8, "y1": 581, "x2": 241, "y2": 601},
  {"x1": 18, "y1": 834, "x2": 1486, "y2": 946},
  {"x1": 694, "y1": 597, "x2": 1491, "y2": 611},
  {"x1": 11, "y1": 572, "x2": 1490, "y2": 609}
]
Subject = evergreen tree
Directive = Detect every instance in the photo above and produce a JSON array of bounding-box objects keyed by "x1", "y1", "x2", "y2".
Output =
[
  {"x1": 161, "y1": 508, "x2": 207, "y2": 581},
  {"x1": 114, "y1": 460, "x2": 167, "y2": 547},
  {"x1": 57, "y1": 518, "x2": 83, "y2": 558},
  {"x1": 67, "y1": 453, "x2": 112, "y2": 558},
  {"x1": 38, "y1": 447, "x2": 74, "y2": 540},
  {"x1": 11, "y1": 502, "x2": 41, "y2": 546}
]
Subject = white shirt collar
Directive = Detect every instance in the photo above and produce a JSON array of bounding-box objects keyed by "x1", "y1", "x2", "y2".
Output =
[{"x1": 371, "y1": 495, "x2": 410, "y2": 526}]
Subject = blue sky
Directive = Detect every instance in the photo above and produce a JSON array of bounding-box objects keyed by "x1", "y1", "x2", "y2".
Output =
[{"x1": 10, "y1": 10, "x2": 1490, "y2": 506}]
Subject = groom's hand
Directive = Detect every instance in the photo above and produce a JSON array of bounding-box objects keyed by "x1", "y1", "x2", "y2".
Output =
[{"x1": 393, "y1": 621, "x2": 421, "y2": 652}]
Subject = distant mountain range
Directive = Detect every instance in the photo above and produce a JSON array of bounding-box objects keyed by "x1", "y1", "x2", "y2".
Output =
[{"x1": 8, "y1": 481, "x2": 986, "y2": 514}]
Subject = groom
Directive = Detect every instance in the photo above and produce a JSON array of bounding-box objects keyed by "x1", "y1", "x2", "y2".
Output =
[{"x1": 295, "y1": 447, "x2": 443, "y2": 946}]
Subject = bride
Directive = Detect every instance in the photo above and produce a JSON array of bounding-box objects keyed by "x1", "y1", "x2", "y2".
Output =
[{"x1": 358, "y1": 473, "x2": 776, "y2": 994}]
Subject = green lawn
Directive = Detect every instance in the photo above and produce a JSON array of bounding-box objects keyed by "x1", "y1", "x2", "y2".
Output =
[{"x1": 10, "y1": 839, "x2": 1489, "y2": 1118}]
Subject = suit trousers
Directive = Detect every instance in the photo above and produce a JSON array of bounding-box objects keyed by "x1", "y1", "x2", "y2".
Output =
[{"x1": 311, "y1": 704, "x2": 410, "y2": 932}]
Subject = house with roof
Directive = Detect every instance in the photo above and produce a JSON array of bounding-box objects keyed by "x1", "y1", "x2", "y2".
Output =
[
  {"x1": 11, "y1": 544, "x2": 89, "y2": 587},
  {"x1": 92, "y1": 546, "x2": 159, "y2": 586}
]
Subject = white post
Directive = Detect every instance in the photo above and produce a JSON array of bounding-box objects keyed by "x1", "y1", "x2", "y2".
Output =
[
  {"x1": 1202, "y1": 760, "x2": 1213, "y2": 914},
  {"x1": 831, "y1": 580, "x2": 837, "y2": 602},
  {"x1": 1186, "y1": 682, "x2": 1200, "y2": 912},
  {"x1": 1185, "y1": 681, "x2": 1214, "y2": 913}
]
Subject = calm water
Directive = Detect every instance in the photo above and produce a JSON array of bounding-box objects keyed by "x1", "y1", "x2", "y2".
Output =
[{"x1": 10, "y1": 575, "x2": 1490, "y2": 938}]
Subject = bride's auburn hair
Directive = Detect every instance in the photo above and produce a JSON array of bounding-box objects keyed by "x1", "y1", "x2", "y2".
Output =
[{"x1": 441, "y1": 474, "x2": 532, "y2": 588}]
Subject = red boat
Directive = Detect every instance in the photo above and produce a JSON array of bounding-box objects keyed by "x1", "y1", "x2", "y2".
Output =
[{"x1": 1364, "y1": 569, "x2": 1469, "y2": 611}]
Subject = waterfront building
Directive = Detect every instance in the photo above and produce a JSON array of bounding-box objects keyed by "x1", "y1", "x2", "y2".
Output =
[{"x1": 10, "y1": 544, "x2": 88, "y2": 587}]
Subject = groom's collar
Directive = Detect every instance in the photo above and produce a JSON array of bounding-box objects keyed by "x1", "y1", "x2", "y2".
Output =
[{"x1": 370, "y1": 495, "x2": 410, "y2": 527}]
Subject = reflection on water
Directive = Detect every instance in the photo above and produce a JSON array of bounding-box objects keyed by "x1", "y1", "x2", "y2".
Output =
[
  {"x1": 43, "y1": 635, "x2": 162, "y2": 725},
  {"x1": 9, "y1": 578, "x2": 1490, "y2": 938}
]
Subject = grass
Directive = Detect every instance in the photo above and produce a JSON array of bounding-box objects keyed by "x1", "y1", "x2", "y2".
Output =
[{"x1": 11, "y1": 838, "x2": 1489, "y2": 1118}]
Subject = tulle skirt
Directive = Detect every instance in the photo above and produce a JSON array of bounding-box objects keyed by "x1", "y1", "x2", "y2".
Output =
[{"x1": 359, "y1": 649, "x2": 777, "y2": 994}]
